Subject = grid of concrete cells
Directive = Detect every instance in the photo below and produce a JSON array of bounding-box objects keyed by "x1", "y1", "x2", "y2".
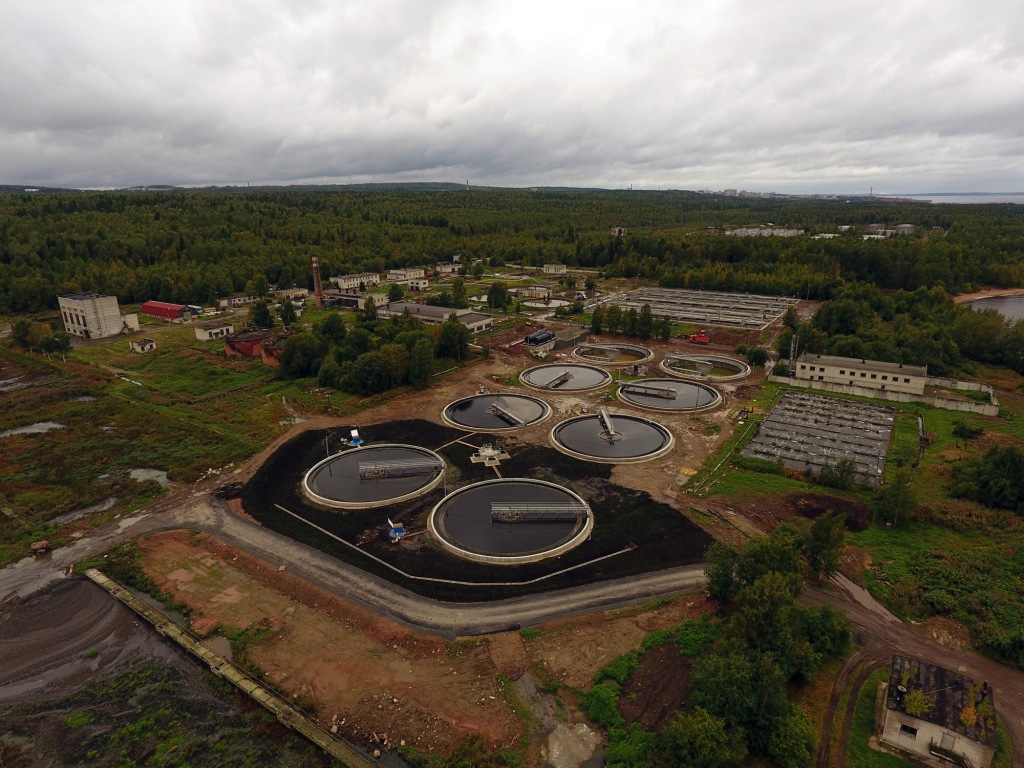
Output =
[
  {"x1": 741, "y1": 391, "x2": 895, "y2": 486},
  {"x1": 601, "y1": 287, "x2": 798, "y2": 329}
]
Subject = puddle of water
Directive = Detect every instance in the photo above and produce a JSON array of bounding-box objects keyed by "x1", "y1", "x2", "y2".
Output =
[
  {"x1": 0, "y1": 421, "x2": 65, "y2": 438},
  {"x1": 129, "y1": 468, "x2": 170, "y2": 487},
  {"x1": 201, "y1": 635, "x2": 233, "y2": 661},
  {"x1": 50, "y1": 497, "x2": 118, "y2": 525}
]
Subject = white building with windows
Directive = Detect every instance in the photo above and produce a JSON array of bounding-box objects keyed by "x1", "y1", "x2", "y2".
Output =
[
  {"x1": 543, "y1": 263, "x2": 567, "y2": 275},
  {"x1": 58, "y1": 293, "x2": 136, "y2": 339},
  {"x1": 194, "y1": 320, "x2": 234, "y2": 341},
  {"x1": 330, "y1": 272, "x2": 380, "y2": 291},
  {"x1": 795, "y1": 353, "x2": 926, "y2": 396}
]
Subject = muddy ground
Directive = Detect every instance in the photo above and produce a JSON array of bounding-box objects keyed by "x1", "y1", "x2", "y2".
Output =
[{"x1": 0, "y1": 579, "x2": 336, "y2": 767}]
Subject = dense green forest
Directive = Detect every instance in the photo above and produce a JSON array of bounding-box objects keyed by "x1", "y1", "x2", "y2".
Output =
[{"x1": 2, "y1": 188, "x2": 1023, "y2": 314}]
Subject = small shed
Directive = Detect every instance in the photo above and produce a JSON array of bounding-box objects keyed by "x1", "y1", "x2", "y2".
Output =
[
  {"x1": 129, "y1": 338, "x2": 157, "y2": 353},
  {"x1": 195, "y1": 320, "x2": 234, "y2": 341}
]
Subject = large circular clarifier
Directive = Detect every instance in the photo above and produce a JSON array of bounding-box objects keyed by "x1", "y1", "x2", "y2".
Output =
[
  {"x1": 617, "y1": 378, "x2": 722, "y2": 411},
  {"x1": 573, "y1": 343, "x2": 654, "y2": 365},
  {"x1": 429, "y1": 479, "x2": 593, "y2": 565},
  {"x1": 661, "y1": 354, "x2": 751, "y2": 381},
  {"x1": 443, "y1": 394, "x2": 550, "y2": 431},
  {"x1": 552, "y1": 412, "x2": 674, "y2": 463},
  {"x1": 520, "y1": 363, "x2": 612, "y2": 392},
  {"x1": 303, "y1": 444, "x2": 445, "y2": 509}
]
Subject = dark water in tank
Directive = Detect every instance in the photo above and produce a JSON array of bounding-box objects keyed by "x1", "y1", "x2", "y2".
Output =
[
  {"x1": 444, "y1": 394, "x2": 548, "y2": 429},
  {"x1": 619, "y1": 379, "x2": 719, "y2": 410},
  {"x1": 307, "y1": 445, "x2": 441, "y2": 503},
  {"x1": 436, "y1": 481, "x2": 583, "y2": 556},
  {"x1": 522, "y1": 364, "x2": 611, "y2": 390},
  {"x1": 554, "y1": 416, "x2": 670, "y2": 458}
]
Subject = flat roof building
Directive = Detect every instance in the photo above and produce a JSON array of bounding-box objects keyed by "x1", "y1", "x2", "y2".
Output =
[
  {"x1": 795, "y1": 353, "x2": 926, "y2": 395},
  {"x1": 376, "y1": 302, "x2": 492, "y2": 333},
  {"x1": 331, "y1": 273, "x2": 381, "y2": 291},
  {"x1": 58, "y1": 293, "x2": 130, "y2": 339},
  {"x1": 195, "y1": 320, "x2": 234, "y2": 341}
]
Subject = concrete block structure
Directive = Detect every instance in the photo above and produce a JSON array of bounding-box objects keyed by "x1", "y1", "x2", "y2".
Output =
[
  {"x1": 435, "y1": 262, "x2": 460, "y2": 276},
  {"x1": 129, "y1": 338, "x2": 157, "y2": 353},
  {"x1": 194, "y1": 320, "x2": 234, "y2": 341},
  {"x1": 274, "y1": 287, "x2": 308, "y2": 302},
  {"x1": 217, "y1": 294, "x2": 259, "y2": 310},
  {"x1": 543, "y1": 263, "x2": 567, "y2": 275},
  {"x1": 881, "y1": 656, "x2": 996, "y2": 768},
  {"x1": 224, "y1": 328, "x2": 273, "y2": 358},
  {"x1": 58, "y1": 293, "x2": 129, "y2": 339},
  {"x1": 795, "y1": 353, "x2": 926, "y2": 395}
]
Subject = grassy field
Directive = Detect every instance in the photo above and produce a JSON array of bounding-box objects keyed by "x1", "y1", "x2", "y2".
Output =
[{"x1": 0, "y1": 330, "x2": 298, "y2": 565}]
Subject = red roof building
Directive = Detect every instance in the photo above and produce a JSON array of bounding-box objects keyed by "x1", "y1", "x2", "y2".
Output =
[{"x1": 140, "y1": 300, "x2": 189, "y2": 320}]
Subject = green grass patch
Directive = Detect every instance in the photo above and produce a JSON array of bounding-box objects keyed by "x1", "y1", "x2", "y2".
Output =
[{"x1": 846, "y1": 669, "x2": 915, "y2": 768}]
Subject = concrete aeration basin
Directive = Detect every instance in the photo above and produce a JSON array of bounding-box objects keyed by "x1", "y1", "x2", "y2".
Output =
[
  {"x1": 443, "y1": 393, "x2": 550, "y2": 431},
  {"x1": 303, "y1": 444, "x2": 446, "y2": 509},
  {"x1": 428, "y1": 478, "x2": 593, "y2": 565},
  {"x1": 551, "y1": 410, "x2": 674, "y2": 463},
  {"x1": 617, "y1": 378, "x2": 722, "y2": 412},
  {"x1": 520, "y1": 363, "x2": 612, "y2": 392},
  {"x1": 573, "y1": 343, "x2": 654, "y2": 366},
  {"x1": 661, "y1": 354, "x2": 751, "y2": 382}
]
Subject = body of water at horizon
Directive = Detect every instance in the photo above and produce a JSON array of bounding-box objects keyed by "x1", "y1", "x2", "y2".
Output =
[{"x1": 968, "y1": 295, "x2": 1024, "y2": 321}]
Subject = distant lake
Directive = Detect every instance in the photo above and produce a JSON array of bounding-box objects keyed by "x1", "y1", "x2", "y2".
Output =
[
  {"x1": 968, "y1": 295, "x2": 1024, "y2": 321},
  {"x1": 902, "y1": 194, "x2": 1024, "y2": 205}
]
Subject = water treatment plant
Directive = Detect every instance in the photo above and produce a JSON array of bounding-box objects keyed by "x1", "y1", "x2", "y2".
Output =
[
  {"x1": 616, "y1": 378, "x2": 722, "y2": 412},
  {"x1": 519, "y1": 363, "x2": 612, "y2": 392},
  {"x1": 551, "y1": 410, "x2": 674, "y2": 462},
  {"x1": 303, "y1": 444, "x2": 446, "y2": 509},
  {"x1": 573, "y1": 343, "x2": 654, "y2": 366},
  {"x1": 661, "y1": 353, "x2": 752, "y2": 381},
  {"x1": 428, "y1": 478, "x2": 593, "y2": 565},
  {"x1": 442, "y1": 393, "x2": 551, "y2": 431}
]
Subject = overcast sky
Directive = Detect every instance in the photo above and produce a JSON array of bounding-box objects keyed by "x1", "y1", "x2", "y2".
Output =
[{"x1": 2, "y1": 1, "x2": 1023, "y2": 192}]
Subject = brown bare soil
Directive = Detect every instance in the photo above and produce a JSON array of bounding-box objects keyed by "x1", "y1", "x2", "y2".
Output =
[
  {"x1": 136, "y1": 530, "x2": 716, "y2": 761},
  {"x1": 617, "y1": 645, "x2": 692, "y2": 731}
]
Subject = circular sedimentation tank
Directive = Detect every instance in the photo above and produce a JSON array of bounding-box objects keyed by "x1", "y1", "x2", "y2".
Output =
[
  {"x1": 617, "y1": 378, "x2": 722, "y2": 412},
  {"x1": 551, "y1": 412, "x2": 674, "y2": 463},
  {"x1": 303, "y1": 444, "x2": 446, "y2": 509},
  {"x1": 520, "y1": 363, "x2": 612, "y2": 392},
  {"x1": 660, "y1": 353, "x2": 751, "y2": 381},
  {"x1": 428, "y1": 478, "x2": 593, "y2": 565},
  {"x1": 573, "y1": 343, "x2": 654, "y2": 366},
  {"x1": 442, "y1": 393, "x2": 551, "y2": 431}
]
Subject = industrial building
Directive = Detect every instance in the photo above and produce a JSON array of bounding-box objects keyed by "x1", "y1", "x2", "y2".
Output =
[
  {"x1": 217, "y1": 294, "x2": 260, "y2": 310},
  {"x1": 387, "y1": 267, "x2": 425, "y2": 282},
  {"x1": 330, "y1": 273, "x2": 380, "y2": 291},
  {"x1": 224, "y1": 328, "x2": 273, "y2": 358},
  {"x1": 273, "y1": 287, "x2": 308, "y2": 302},
  {"x1": 376, "y1": 302, "x2": 493, "y2": 333},
  {"x1": 543, "y1": 264, "x2": 567, "y2": 275},
  {"x1": 58, "y1": 293, "x2": 137, "y2": 339},
  {"x1": 140, "y1": 300, "x2": 190, "y2": 321},
  {"x1": 795, "y1": 353, "x2": 926, "y2": 396},
  {"x1": 601, "y1": 287, "x2": 797, "y2": 330}
]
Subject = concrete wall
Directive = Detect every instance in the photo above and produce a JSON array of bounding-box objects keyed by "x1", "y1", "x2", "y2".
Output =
[
  {"x1": 881, "y1": 709, "x2": 994, "y2": 768},
  {"x1": 767, "y1": 376, "x2": 999, "y2": 416}
]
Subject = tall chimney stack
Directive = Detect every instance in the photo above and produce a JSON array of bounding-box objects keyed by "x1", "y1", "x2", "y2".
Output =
[{"x1": 311, "y1": 256, "x2": 324, "y2": 308}]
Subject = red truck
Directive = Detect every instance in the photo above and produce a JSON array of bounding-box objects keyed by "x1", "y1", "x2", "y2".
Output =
[{"x1": 687, "y1": 330, "x2": 710, "y2": 345}]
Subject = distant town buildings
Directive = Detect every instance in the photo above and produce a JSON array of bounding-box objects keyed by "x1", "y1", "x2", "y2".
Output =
[
  {"x1": 795, "y1": 353, "x2": 926, "y2": 395},
  {"x1": 58, "y1": 293, "x2": 138, "y2": 339},
  {"x1": 217, "y1": 294, "x2": 260, "y2": 310},
  {"x1": 330, "y1": 273, "x2": 380, "y2": 291},
  {"x1": 376, "y1": 301, "x2": 493, "y2": 333},
  {"x1": 726, "y1": 228, "x2": 804, "y2": 237}
]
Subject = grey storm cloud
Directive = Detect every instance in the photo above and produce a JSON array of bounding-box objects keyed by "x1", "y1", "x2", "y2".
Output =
[{"x1": 1, "y1": 0, "x2": 1023, "y2": 191}]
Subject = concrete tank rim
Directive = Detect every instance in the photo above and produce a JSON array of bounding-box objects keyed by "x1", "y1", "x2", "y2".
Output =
[
  {"x1": 428, "y1": 477, "x2": 594, "y2": 565},
  {"x1": 549, "y1": 413, "x2": 675, "y2": 463},
  {"x1": 441, "y1": 392, "x2": 552, "y2": 432},
  {"x1": 572, "y1": 342, "x2": 655, "y2": 366},
  {"x1": 519, "y1": 363, "x2": 613, "y2": 393},
  {"x1": 660, "y1": 353, "x2": 752, "y2": 382},
  {"x1": 302, "y1": 443, "x2": 447, "y2": 510},
  {"x1": 616, "y1": 377, "x2": 723, "y2": 413}
]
